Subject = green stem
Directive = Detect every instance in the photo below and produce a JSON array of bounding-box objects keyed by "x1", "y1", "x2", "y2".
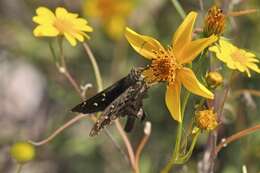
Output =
[
  {"x1": 83, "y1": 43, "x2": 103, "y2": 92},
  {"x1": 48, "y1": 41, "x2": 58, "y2": 64},
  {"x1": 182, "y1": 92, "x2": 191, "y2": 117},
  {"x1": 15, "y1": 164, "x2": 23, "y2": 173},
  {"x1": 171, "y1": 0, "x2": 186, "y2": 19},
  {"x1": 176, "y1": 131, "x2": 200, "y2": 164},
  {"x1": 58, "y1": 37, "x2": 66, "y2": 68},
  {"x1": 161, "y1": 90, "x2": 191, "y2": 172},
  {"x1": 161, "y1": 122, "x2": 182, "y2": 173}
]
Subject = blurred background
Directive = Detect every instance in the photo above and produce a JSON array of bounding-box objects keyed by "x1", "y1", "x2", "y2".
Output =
[{"x1": 1, "y1": 0, "x2": 260, "y2": 172}]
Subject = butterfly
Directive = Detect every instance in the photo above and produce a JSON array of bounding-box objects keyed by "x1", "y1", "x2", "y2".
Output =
[{"x1": 71, "y1": 68, "x2": 149, "y2": 136}]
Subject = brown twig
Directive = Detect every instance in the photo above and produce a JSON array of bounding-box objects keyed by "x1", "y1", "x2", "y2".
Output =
[
  {"x1": 218, "y1": 71, "x2": 236, "y2": 119},
  {"x1": 218, "y1": 86, "x2": 230, "y2": 119},
  {"x1": 115, "y1": 120, "x2": 137, "y2": 172},
  {"x1": 227, "y1": 9, "x2": 258, "y2": 17},
  {"x1": 214, "y1": 124, "x2": 260, "y2": 155},
  {"x1": 198, "y1": 0, "x2": 204, "y2": 12},
  {"x1": 233, "y1": 89, "x2": 260, "y2": 98},
  {"x1": 135, "y1": 122, "x2": 152, "y2": 173},
  {"x1": 83, "y1": 43, "x2": 103, "y2": 92},
  {"x1": 29, "y1": 114, "x2": 89, "y2": 146},
  {"x1": 58, "y1": 66, "x2": 83, "y2": 99},
  {"x1": 57, "y1": 38, "x2": 83, "y2": 99}
]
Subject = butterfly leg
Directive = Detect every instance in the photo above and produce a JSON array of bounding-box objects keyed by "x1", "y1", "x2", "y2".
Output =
[{"x1": 124, "y1": 116, "x2": 136, "y2": 133}]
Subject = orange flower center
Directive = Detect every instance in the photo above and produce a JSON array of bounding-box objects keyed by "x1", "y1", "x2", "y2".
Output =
[
  {"x1": 143, "y1": 48, "x2": 181, "y2": 84},
  {"x1": 195, "y1": 109, "x2": 218, "y2": 131},
  {"x1": 231, "y1": 50, "x2": 247, "y2": 65},
  {"x1": 204, "y1": 6, "x2": 225, "y2": 36},
  {"x1": 54, "y1": 18, "x2": 74, "y2": 34}
]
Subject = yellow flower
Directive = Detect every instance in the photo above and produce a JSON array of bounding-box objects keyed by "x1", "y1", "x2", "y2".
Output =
[
  {"x1": 10, "y1": 142, "x2": 35, "y2": 164},
  {"x1": 195, "y1": 108, "x2": 218, "y2": 131},
  {"x1": 33, "y1": 7, "x2": 93, "y2": 46},
  {"x1": 84, "y1": 0, "x2": 133, "y2": 40},
  {"x1": 203, "y1": 5, "x2": 225, "y2": 36},
  {"x1": 209, "y1": 39, "x2": 260, "y2": 77},
  {"x1": 125, "y1": 12, "x2": 217, "y2": 122},
  {"x1": 206, "y1": 71, "x2": 223, "y2": 88}
]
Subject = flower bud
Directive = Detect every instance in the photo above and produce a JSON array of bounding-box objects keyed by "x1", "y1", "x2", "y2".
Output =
[
  {"x1": 195, "y1": 108, "x2": 218, "y2": 131},
  {"x1": 10, "y1": 142, "x2": 35, "y2": 164},
  {"x1": 203, "y1": 6, "x2": 225, "y2": 36},
  {"x1": 206, "y1": 71, "x2": 223, "y2": 88}
]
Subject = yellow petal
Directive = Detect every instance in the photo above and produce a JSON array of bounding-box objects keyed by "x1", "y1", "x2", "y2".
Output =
[
  {"x1": 172, "y1": 12, "x2": 197, "y2": 55},
  {"x1": 33, "y1": 25, "x2": 59, "y2": 37},
  {"x1": 55, "y1": 7, "x2": 68, "y2": 19},
  {"x1": 246, "y1": 52, "x2": 258, "y2": 59},
  {"x1": 178, "y1": 67, "x2": 214, "y2": 99},
  {"x1": 35, "y1": 7, "x2": 55, "y2": 18},
  {"x1": 247, "y1": 62, "x2": 260, "y2": 73},
  {"x1": 245, "y1": 69, "x2": 251, "y2": 77},
  {"x1": 125, "y1": 27, "x2": 164, "y2": 60},
  {"x1": 73, "y1": 18, "x2": 88, "y2": 26},
  {"x1": 73, "y1": 18, "x2": 93, "y2": 32},
  {"x1": 33, "y1": 16, "x2": 53, "y2": 25},
  {"x1": 178, "y1": 35, "x2": 218, "y2": 64},
  {"x1": 165, "y1": 82, "x2": 182, "y2": 122},
  {"x1": 81, "y1": 25, "x2": 93, "y2": 32},
  {"x1": 64, "y1": 33, "x2": 77, "y2": 46},
  {"x1": 209, "y1": 39, "x2": 236, "y2": 67},
  {"x1": 71, "y1": 32, "x2": 84, "y2": 42},
  {"x1": 234, "y1": 62, "x2": 246, "y2": 72},
  {"x1": 33, "y1": 7, "x2": 55, "y2": 24},
  {"x1": 65, "y1": 12, "x2": 78, "y2": 19}
]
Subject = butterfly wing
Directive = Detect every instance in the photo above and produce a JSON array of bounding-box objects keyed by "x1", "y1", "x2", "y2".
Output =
[
  {"x1": 89, "y1": 80, "x2": 149, "y2": 136},
  {"x1": 71, "y1": 75, "x2": 134, "y2": 114}
]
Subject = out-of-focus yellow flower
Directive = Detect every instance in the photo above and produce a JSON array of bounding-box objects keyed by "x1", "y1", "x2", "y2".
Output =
[
  {"x1": 203, "y1": 5, "x2": 225, "y2": 37},
  {"x1": 195, "y1": 108, "x2": 218, "y2": 131},
  {"x1": 33, "y1": 7, "x2": 93, "y2": 46},
  {"x1": 209, "y1": 39, "x2": 260, "y2": 77},
  {"x1": 10, "y1": 142, "x2": 35, "y2": 164},
  {"x1": 206, "y1": 71, "x2": 223, "y2": 88},
  {"x1": 84, "y1": 0, "x2": 133, "y2": 40},
  {"x1": 125, "y1": 12, "x2": 217, "y2": 122}
]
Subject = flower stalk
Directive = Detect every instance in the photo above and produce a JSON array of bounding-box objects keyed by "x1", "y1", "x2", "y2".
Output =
[{"x1": 15, "y1": 164, "x2": 23, "y2": 173}]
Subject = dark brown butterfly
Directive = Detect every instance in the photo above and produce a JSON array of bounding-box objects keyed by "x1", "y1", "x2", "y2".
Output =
[{"x1": 71, "y1": 68, "x2": 149, "y2": 136}]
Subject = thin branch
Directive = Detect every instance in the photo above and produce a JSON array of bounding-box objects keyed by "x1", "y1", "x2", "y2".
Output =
[
  {"x1": 58, "y1": 67, "x2": 83, "y2": 99},
  {"x1": 218, "y1": 71, "x2": 235, "y2": 119},
  {"x1": 56, "y1": 38, "x2": 83, "y2": 99},
  {"x1": 234, "y1": 89, "x2": 260, "y2": 97},
  {"x1": 83, "y1": 43, "x2": 103, "y2": 92},
  {"x1": 15, "y1": 164, "x2": 23, "y2": 173},
  {"x1": 135, "y1": 122, "x2": 152, "y2": 173},
  {"x1": 103, "y1": 128, "x2": 130, "y2": 164},
  {"x1": 227, "y1": 9, "x2": 258, "y2": 17},
  {"x1": 29, "y1": 114, "x2": 89, "y2": 146},
  {"x1": 115, "y1": 120, "x2": 137, "y2": 172},
  {"x1": 214, "y1": 124, "x2": 260, "y2": 155},
  {"x1": 171, "y1": 0, "x2": 186, "y2": 19},
  {"x1": 218, "y1": 86, "x2": 230, "y2": 119},
  {"x1": 198, "y1": 0, "x2": 204, "y2": 12}
]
